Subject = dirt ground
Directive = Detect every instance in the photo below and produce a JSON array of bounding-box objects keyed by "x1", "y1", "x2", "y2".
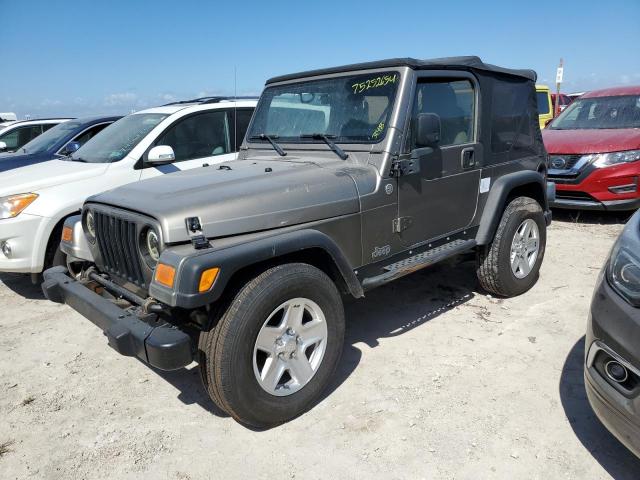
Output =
[{"x1": 1, "y1": 211, "x2": 639, "y2": 480}]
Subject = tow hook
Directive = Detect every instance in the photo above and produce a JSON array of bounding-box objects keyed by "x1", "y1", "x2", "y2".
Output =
[{"x1": 144, "y1": 298, "x2": 168, "y2": 315}]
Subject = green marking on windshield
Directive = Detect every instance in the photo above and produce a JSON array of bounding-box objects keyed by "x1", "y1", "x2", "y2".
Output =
[
  {"x1": 351, "y1": 74, "x2": 398, "y2": 95},
  {"x1": 371, "y1": 122, "x2": 385, "y2": 139}
]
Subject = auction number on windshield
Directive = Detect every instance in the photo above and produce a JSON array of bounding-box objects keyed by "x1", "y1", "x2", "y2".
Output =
[{"x1": 351, "y1": 74, "x2": 398, "y2": 94}]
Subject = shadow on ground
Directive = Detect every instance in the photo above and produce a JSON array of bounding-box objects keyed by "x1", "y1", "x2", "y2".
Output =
[
  {"x1": 0, "y1": 272, "x2": 44, "y2": 300},
  {"x1": 560, "y1": 337, "x2": 640, "y2": 478},
  {"x1": 552, "y1": 208, "x2": 633, "y2": 226},
  {"x1": 154, "y1": 256, "x2": 478, "y2": 427}
]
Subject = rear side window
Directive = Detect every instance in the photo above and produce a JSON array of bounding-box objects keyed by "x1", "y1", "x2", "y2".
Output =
[
  {"x1": 156, "y1": 110, "x2": 231, "y2": 162},
  {"x1": 0, "y1": 125, "x2": 42, "y2": 150},
  {"x1": 410, "y1": 79, "x2": 475, "y2": 148},
  {"x1": 492, "y1": 80, "x2": 538, "y2": 155}
]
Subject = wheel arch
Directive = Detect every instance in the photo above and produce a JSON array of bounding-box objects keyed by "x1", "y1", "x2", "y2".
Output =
[{"x1": 475, "y1": 170, "x2": 547, "y2": 245}]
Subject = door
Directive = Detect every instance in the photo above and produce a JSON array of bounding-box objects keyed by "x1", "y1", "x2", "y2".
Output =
[
  {"x1": 396, "y1": 76, "x2": 482, "y2": 247},
  {"x1": 140, "y1": 109, "x2": 238, "y2": 179}
]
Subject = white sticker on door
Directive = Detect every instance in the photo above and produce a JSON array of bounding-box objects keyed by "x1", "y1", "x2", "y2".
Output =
[{"x1": 480, "y1": 177, "x2": 491, "y2": 193}]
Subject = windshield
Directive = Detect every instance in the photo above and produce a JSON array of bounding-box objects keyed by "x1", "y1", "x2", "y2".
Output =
[
  {"x1": 21, "y1": 121, "x2": 79, "y2": 154},
  {"x1": 550, "y1": 95, "x2": 640, "y2": 130},
  {"x1": 536, "y1": 91, "x2": 550, "y2": 115},
  {"x1": 71, "y1": 113, "x2": 168, "y2": 163},
  {"x1": 248, "y1": 71, "x2": 400, "y2": 144}
]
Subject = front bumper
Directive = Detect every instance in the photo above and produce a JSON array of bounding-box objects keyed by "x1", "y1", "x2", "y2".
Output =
[
  {"x1": 585, "y1": 270, "x2": 640, "y2": 458},
  {"x1": 0, "y1": 213, "x2": 47, "y2": 273},
  {"x1": 550, "y1": 161, "x2": 639, "y2": 211},
  {"x1": 552, "y1": 197, "x2": 640, "y2": 211},
  {"x1": 42, "y1": 266, "x2": 193, "y2": 370}
]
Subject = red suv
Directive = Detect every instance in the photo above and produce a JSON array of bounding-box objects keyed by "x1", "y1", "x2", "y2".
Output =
[{"x1": 543, "y1": 86, "x2": 640, "y2": 211}]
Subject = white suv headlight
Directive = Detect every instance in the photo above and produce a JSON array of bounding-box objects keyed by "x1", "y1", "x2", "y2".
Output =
[
  {"x1": 590, "y1": 149, "x2": 640, "y2": 168},
  {"x1": 0, "y1": 193, "x2": 39, "y2": 219}
]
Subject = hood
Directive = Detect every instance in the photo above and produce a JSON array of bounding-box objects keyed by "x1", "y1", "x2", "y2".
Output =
[
  {"x1": 0, "y1": 152, "x2": 57, "y2": 173},
  {"x1": 542, "y1": 128, "x2": 640, "y2": 154},
  {"x1": 0, "y1": 159, "x2": 109, "y2": 197},
  {"x1": 89, "y1": 159, "x2": 360, "y2": 243}
]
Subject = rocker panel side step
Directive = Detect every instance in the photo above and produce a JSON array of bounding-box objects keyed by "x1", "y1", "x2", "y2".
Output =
[{"x1": 361, "y1": 239, "x2": 477, "y2": 291}]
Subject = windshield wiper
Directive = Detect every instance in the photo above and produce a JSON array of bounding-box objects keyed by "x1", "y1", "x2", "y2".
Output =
[
  {"x1": 249, "y1": 134, "x2": 286, "y2": 157},
  {"x1": 70, "y1": 156, "x2": 88, "y2": 162},
  {"x1": 300, "y1": 133, "x2": 348, "y2": 160}
]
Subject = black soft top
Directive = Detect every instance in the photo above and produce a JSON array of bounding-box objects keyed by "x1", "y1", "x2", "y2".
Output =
[{"x1": 266, "y1": 56, "x2": 536, "y2": 84}]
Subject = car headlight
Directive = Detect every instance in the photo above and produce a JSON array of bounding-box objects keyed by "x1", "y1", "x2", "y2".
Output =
[
  {"x1": 84, "y1": 210, "x2": 96, "y2": 243},
  {"x1": 146, "y1": 229, "x2": 160, "y2": 262},
  {"x1": 589, "y1": 149, "x2": 640, "y2": 168},
  {"x1": 0, "y1": 193, "x2": 39, "y2": 219},
  {"x1": 607, "y1": 225, "x2": 640, "y2": 307}
]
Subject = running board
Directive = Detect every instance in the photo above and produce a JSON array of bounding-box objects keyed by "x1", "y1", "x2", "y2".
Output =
[{"x1": 361, "y1": 239, "x2": 477, "y2": 290}]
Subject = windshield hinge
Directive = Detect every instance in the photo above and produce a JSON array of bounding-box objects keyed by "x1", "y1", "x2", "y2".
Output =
[
  {"x1": 392, "y1": 216, "x2": 413, "y2": 233},
  {"x1": 390, "y1": 157, "x2": 418, "y2": 177}
]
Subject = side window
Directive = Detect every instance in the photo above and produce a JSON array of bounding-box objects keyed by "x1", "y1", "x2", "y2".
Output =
[
  {"x1": 0, "y1": 125, "x2": 42, "y2": 150},
  {"x1": 156, "y1": 111, "x2": 231, "y2": 162},
  {"x1": 232, "y1": 109, "x2": 254, "y2": 150},
  {"x1": 42, "y1": 123, "x2": 56, "y2": 132},
  {"x1": 72, "y1": 123, "x2": 110, "y2": 148},
  {"x1": 411, "y1": 79, "x2": 475, "y2": 149},
  {"x1": 491, "y1": 80, "x2": 537, "y2": 155}
]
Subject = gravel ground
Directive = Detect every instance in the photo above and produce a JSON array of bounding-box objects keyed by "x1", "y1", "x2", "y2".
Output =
[{"x1": 1, "y1": 211, "x2": 639, "y2": 479}]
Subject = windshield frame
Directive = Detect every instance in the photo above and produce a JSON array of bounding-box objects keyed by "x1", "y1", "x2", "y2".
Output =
[
  {"x1": 247, "y1": 69, "x2": 403, "y2": 148},
  {"x1": 549, "y1": 94, "x2": 640, "y2": 130}
]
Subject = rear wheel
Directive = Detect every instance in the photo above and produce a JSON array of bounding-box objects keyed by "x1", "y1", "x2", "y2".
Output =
[
  {"x1": 476, "y1": 196, "x2": 546, "y2": 297},
  {"x1": 199, "y1": 263, "x2": 345, "y2": 427}
]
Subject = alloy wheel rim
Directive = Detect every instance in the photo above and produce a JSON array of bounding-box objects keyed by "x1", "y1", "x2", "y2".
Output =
[
  {"x1": 253, "y1": 297, "x2": 328, "y2": 396},
  {"x1": 510, "y1": 219, "x2": 540, "y2": 279}
]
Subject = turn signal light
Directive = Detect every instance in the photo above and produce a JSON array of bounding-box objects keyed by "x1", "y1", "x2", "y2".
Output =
[
  {"x1": 199, "y1": 267, "x2": 219, "y2": 292},
  {"x1": 155, "y1": 263, "x2": 176, "y2": 288},
  {"x1": 61, "y1": 226, "x2": 73, "y2": 242}
]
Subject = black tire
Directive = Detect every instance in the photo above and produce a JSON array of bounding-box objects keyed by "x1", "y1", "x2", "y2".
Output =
[
  {"x1": 198, "y1": 263, "x2": 345, "y2": 428},
  {"x1": 476, "y1": 196, "x2": 546, "y2": 297}
]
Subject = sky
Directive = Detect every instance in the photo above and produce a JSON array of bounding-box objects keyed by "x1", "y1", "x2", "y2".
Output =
[{"x1": 1, "y1": 0, "x2": 639, "y2": 119}]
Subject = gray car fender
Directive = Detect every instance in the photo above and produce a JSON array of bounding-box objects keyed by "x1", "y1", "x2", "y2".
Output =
[{"x1": 150, "y1": 229, "x2": 364, "y2": 309}]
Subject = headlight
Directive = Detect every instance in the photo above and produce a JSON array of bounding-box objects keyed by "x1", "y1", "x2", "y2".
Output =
[
  {"x1": 589, "y1": 149, "x2": 640, "y2": 168},
  {"x1": 146, "y1": 229, "x2": 160, "y2": 262},
  {"x1": 0, "y1": 193, "x2": 38, "y2": 219},
  {"x1": 84, "y1": 210, "x2": 96, "y2": 243},
  {"x1": 607, "y1": 227, "x2": 640, "y2": 307}
]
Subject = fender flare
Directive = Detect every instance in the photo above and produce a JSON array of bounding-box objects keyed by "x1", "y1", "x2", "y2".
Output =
[
  {"x1": 475, "y1": 170, "x2": 547, "y2": 245},
  {"x1": 150, "y1": 229, "x2": 363, "y2": 309}
]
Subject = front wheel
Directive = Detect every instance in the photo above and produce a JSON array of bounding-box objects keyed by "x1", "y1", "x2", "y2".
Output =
[
  {"x1": 476, "y1": 196, "x2": 546, "y2": 297},
  {"x1": 199, "y1": 263, "x2": 345, "y2": 428}
]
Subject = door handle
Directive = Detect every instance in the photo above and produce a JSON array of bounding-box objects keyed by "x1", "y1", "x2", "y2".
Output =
[{"x1": 461, "y1": 148, "x2": 475, "y2": 169}]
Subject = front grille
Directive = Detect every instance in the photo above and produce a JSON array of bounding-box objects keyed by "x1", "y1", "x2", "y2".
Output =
[
  {"x1": 552, "y1": 154, "x2": 583, "y2": 170},
  {"x1": 94, "y1": 211, "x2": 146, "y2": 287}
]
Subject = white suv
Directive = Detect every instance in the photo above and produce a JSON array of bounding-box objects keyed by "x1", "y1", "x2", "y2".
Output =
[
  {"x1": 0, "y1": 118, "x2": 73, "y2": 152},
  {"x1": 0, "y1": 97, "x2": 257, "y2": 280}
]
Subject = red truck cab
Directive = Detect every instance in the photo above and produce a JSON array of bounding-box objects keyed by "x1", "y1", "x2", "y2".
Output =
[{"x1": 543, "y1": 86, "x2": 640, "y2": 211}]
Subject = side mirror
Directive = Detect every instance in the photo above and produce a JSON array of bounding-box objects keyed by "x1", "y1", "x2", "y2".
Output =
[
  {"x1": 64, "y1": 141, "x2": 81, "y2": 155},
  {"x1": 0, "y1": 141, "x2": 6, "y2": 151},
  {"x1": 146, "y1": 145, "x2": 176, "y2": 165},
  {"x1": 415, "y1": 113, "x2": 441, "y2": 147}
]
